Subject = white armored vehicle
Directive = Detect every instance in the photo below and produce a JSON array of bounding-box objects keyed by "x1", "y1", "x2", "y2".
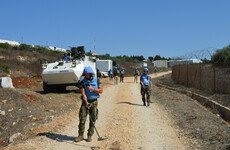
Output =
[{"x1": 42, "y1": 46, "x2": 96, "y2": 93}]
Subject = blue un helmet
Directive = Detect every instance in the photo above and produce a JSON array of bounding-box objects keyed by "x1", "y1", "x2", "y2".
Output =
[
  {"x1": 143, "y1": 68, "x2": 149, "y2": 72},
  {"x1": 83, "y1": 66, "x2": 95, "y2": 75},
  {"x1": 136, "y1": 67, "x2": 138, "y2": 70},
  {"x1": 97, "y1": 67, "x2": 100, "y2": 70}
]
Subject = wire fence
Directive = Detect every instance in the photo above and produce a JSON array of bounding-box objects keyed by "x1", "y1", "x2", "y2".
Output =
[{"x1": 172, "y1": 64, "x2": 230, "y2": 94}]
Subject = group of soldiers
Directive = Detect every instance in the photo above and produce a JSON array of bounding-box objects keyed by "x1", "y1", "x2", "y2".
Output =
[{"x1": 75, "y1": 65, "x2": 153, "y2": 142}]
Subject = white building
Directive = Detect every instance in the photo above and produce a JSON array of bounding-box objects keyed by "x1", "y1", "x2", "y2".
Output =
[
  {"x1": 138, "y1": 62, "x2": 148, "y2": 67},
  {"x1": 153, "y1": 60, "x2": 168, "y2": 68},
  {"x1": 0, "y1": 39, "x2": 20, "y2": 46},
  {"x1": 168, "y1": 59, "x2": 202, "y2": 67},
  {"x1": 48, "y1": 46, "x2": 66, "y2": 52}
]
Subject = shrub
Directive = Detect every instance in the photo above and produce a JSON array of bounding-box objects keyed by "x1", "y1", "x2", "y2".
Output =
[
  {"x1": 0, "y1": 63, "x2": 10, "y2": 73},
  {"x1": 211, "y1": 44, "x2": 230, "y2": 64},
  {"x1": 0, "y1": 43, "x2": 11, "y2": 49}
]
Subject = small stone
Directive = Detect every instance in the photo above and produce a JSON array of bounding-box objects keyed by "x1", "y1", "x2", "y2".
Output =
[
  {"x1": 8, "y1": 133, "x2": 21, "y2": 144},
  {"x1": 0, "y1": 110, "x2": 5, "y2": 116},
  {"x1": 8, "y1": 108, "x2": 13, "y2": 112},
  {"x1": 2, "y1": 100, "x2": 7, "y2": 103},
  {"x1": 12, "y1": 122, "x2": 16, "y2": 126}
]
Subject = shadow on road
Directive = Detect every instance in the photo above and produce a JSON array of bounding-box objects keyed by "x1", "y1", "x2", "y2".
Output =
[
  {"x1": 36, "y1": 89, "x2": 81, "y2": 95},
  {"x1": 118, "y1": 102, "x2": 143, "y2": 106},
  {"x1": 37, "y1": 132, "x2": 76, "y2": 142},
  {"x1": 37, "y1": 132, "x2": 98, "y2": 149}
]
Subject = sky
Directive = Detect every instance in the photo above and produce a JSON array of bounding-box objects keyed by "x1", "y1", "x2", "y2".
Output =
[{"x1": 0, "y1": 0, "x2": 230, "y2": 59}]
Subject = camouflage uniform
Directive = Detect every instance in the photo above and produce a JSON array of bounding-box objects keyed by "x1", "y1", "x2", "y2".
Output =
[
  {"x1": 140, "y1": 75, "x2": 151, "y2": 105},
  {"x1": 113, "y1": 69, "x2": 119, "y2": 85},
  {"x1": 134, "y1": 70, "x2": 139, "y2": 83},
  {"x1": 78, "y1": 79, "x2": 101, "y2": 137}
]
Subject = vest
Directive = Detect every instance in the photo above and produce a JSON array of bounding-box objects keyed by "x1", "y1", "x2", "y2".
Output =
[
  {"x1": 109, "y1": 70, "x2": 113, "y2": 74},
  {"x1": 141, "y1": 74, "x2": 150, "y2": 86},
  {"x1": 82, "y1": 77, "x2": 100, "y2": 100},
  {"x1": 63, "y1": 56, "x2": 69, "y2": 60},
  {"x1": 121, "y1": 70, "x2": 124, "y2": 75}
]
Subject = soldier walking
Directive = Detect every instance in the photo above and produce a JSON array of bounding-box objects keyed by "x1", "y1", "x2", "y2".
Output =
[
  {"x1": 75, "y1": 67, "x2": 103, "y2": 142},
  {"x1": 134, "y1": 67, "x2": 139, "y2": 83},
  {"x1": 113, "y1": 67, "x2": 119, "y2": 85},
  {"x1": 97, "y1": 67, "x2": 102, "y2": 79},
  {"x1": 109, "y1": 69, "x2": 113, "y2": 80},
  {"x1": 120, "y1": 68, "x2": 125, "y2": 83},
  {"x1": 140, "y1": 68, "x2": 152, "y2": 106}
]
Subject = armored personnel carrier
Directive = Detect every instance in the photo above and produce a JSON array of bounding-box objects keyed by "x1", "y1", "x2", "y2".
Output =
[{"x1": 42, "y1": 46, "x2": 96, "y2": 93}]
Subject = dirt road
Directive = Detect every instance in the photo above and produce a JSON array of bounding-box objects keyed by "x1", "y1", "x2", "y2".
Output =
[{"x1": 15, "y1": 71, "x2": 188, "y2": 150}]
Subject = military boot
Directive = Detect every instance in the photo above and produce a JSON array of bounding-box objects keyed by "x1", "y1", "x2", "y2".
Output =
[
  {"x1": 87, "y1": 136, "x2": 92, "y2": 142},
  {"x1": 74, "y1": 135, "x2": 83, "y2": 142}
]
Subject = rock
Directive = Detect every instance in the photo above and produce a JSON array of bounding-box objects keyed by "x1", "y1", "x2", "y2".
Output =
[
  {"x1": 0, "y1": 110, "x2": 5, "y2": 116},
  {"x1": 8, "y1": 133, "x2": 21, "y2": 144},
  {"x1": 0, "y1": 77, "x2": 14, "y2": 88},
  {"x1": 2, "y1": 100, "x2": 7, "y2": 103},
  {"x1": 8, "y1": 108, "x2": 13, "y2": 112}
]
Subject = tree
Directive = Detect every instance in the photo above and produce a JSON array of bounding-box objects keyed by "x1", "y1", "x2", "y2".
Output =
[
  {"x1": 148, "y1": 56, "x2": 154, "y2": 62},
  {"x1": 211, "y1": 44, "x2": 230, "y2": 64},
  {"x1": 154, "y1": 55, "x2": 162, "y2": 60}
]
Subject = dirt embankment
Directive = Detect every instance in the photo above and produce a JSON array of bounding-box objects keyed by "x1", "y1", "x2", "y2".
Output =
[
  {"x1": 156, "y1": 73, "x2": 230, "y2": 109},
  {"x1": 0, "y1": 85, "x2": 82, "y2": 147},
  {"x1": 152, "y1": 74, "x2": 230, "y2": 149}
]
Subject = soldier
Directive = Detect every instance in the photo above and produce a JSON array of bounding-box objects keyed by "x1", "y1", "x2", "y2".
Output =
[
  {"x1": 140, "y1": 68, "x2": 152, "y2": 106},
  {"x1": 109, "y1": 69, "x2": 113, "y2": 80},
  {"x1": 113, "y1": 67, "x2": 119, "y2": 85},
  {"x1": 63, "y1": 53, "x2": 69, "y2": 61},
  {"x1": 96, "y1": 67, "x2": 102, "y2": 79},
  {"x1": 134, "y1": 67, "x2": 139, "y2": 83},
  {"x1": 120, "y1": 68, "x2": 125, "y2": 83},
  {"x1": 75, "y1": 67, "x2": 103, "y2": 142}
]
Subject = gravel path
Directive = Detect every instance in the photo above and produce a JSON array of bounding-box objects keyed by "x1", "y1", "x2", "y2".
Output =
[{"x1": 14, "y1": 72, "x2": 189, "y2": 150}]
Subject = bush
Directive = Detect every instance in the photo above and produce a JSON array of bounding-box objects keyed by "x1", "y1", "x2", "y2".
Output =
[
  {"x1": 0, "y1": 63, "x2": 10, "y2": 73},
  {"x1": 0, "y1": 43, "x2": 11, "y2": 49},
  {"x1": 19, "y1": 44, "x2": 33, "y2": 51},
  {"x1": 211, "y1": 44, "x2": 230, "y2": 64}
]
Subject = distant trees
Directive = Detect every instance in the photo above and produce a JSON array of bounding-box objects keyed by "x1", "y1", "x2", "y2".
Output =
[
  {"x1": 148, "y1": 56, "x2": 154, "y2": 62},
  {"x1": 93, "y1": 54, "x2": 146, "y2": 62}
]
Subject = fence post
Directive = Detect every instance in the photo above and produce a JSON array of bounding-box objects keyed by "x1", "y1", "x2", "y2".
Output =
[
  {"x1": 178, "y1": 65, "x2": 180, "y2": 84},
  {"x1": 213, "y1": 65, "x2": 216, "y2": 93},
  {"x1": 199, "y1": 64, "x2": 202, "y2": 90},
  {"x1": 187, "y1": 63, "x2": 189, "y2": 87}
]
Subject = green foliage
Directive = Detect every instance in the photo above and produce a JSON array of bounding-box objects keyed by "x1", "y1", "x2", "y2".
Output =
[
  {"x1": 0, "y1": 43, "x2": 10, "y2": 49},
  {"x1": 201, "y1": 58, "x2": 212, "y2": 64},
  {"x1": 19, "y1": 44, "x2": 33, "y2": 51},
  {"x1": 211, "y1": 44, "x2": 230, "y2": 64},
  {"x1": 148, "y1": 56, "x2": 154, "y2": 62},
  {"x1": 94, "y1": 54, "x2": 146, "y2": 63},
  {"x1": 0, "y1": 63, "x2": 10, "y2": 73}
]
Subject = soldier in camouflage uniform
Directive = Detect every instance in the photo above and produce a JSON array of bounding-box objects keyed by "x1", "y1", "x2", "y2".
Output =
[
  {"x1": 140, "y1": 68, "x2": 152, "y2": 106},
  {"x1": 134, "y1": 67, "x2": 139, "y2": 83},
  {"x1": 113, "y1": 67, "x2": 119, "y2": 85},
  {"x1": 120, "y1": 68, "x2": 125, "y2": 83},
  {"x1": 75, "y1": 67, "x2": 103, "y2": 142}
]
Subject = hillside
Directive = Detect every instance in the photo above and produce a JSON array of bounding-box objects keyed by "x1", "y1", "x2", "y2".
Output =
[{"x1": 0, "y1": 48, "x2": 63, "y2": 76}]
